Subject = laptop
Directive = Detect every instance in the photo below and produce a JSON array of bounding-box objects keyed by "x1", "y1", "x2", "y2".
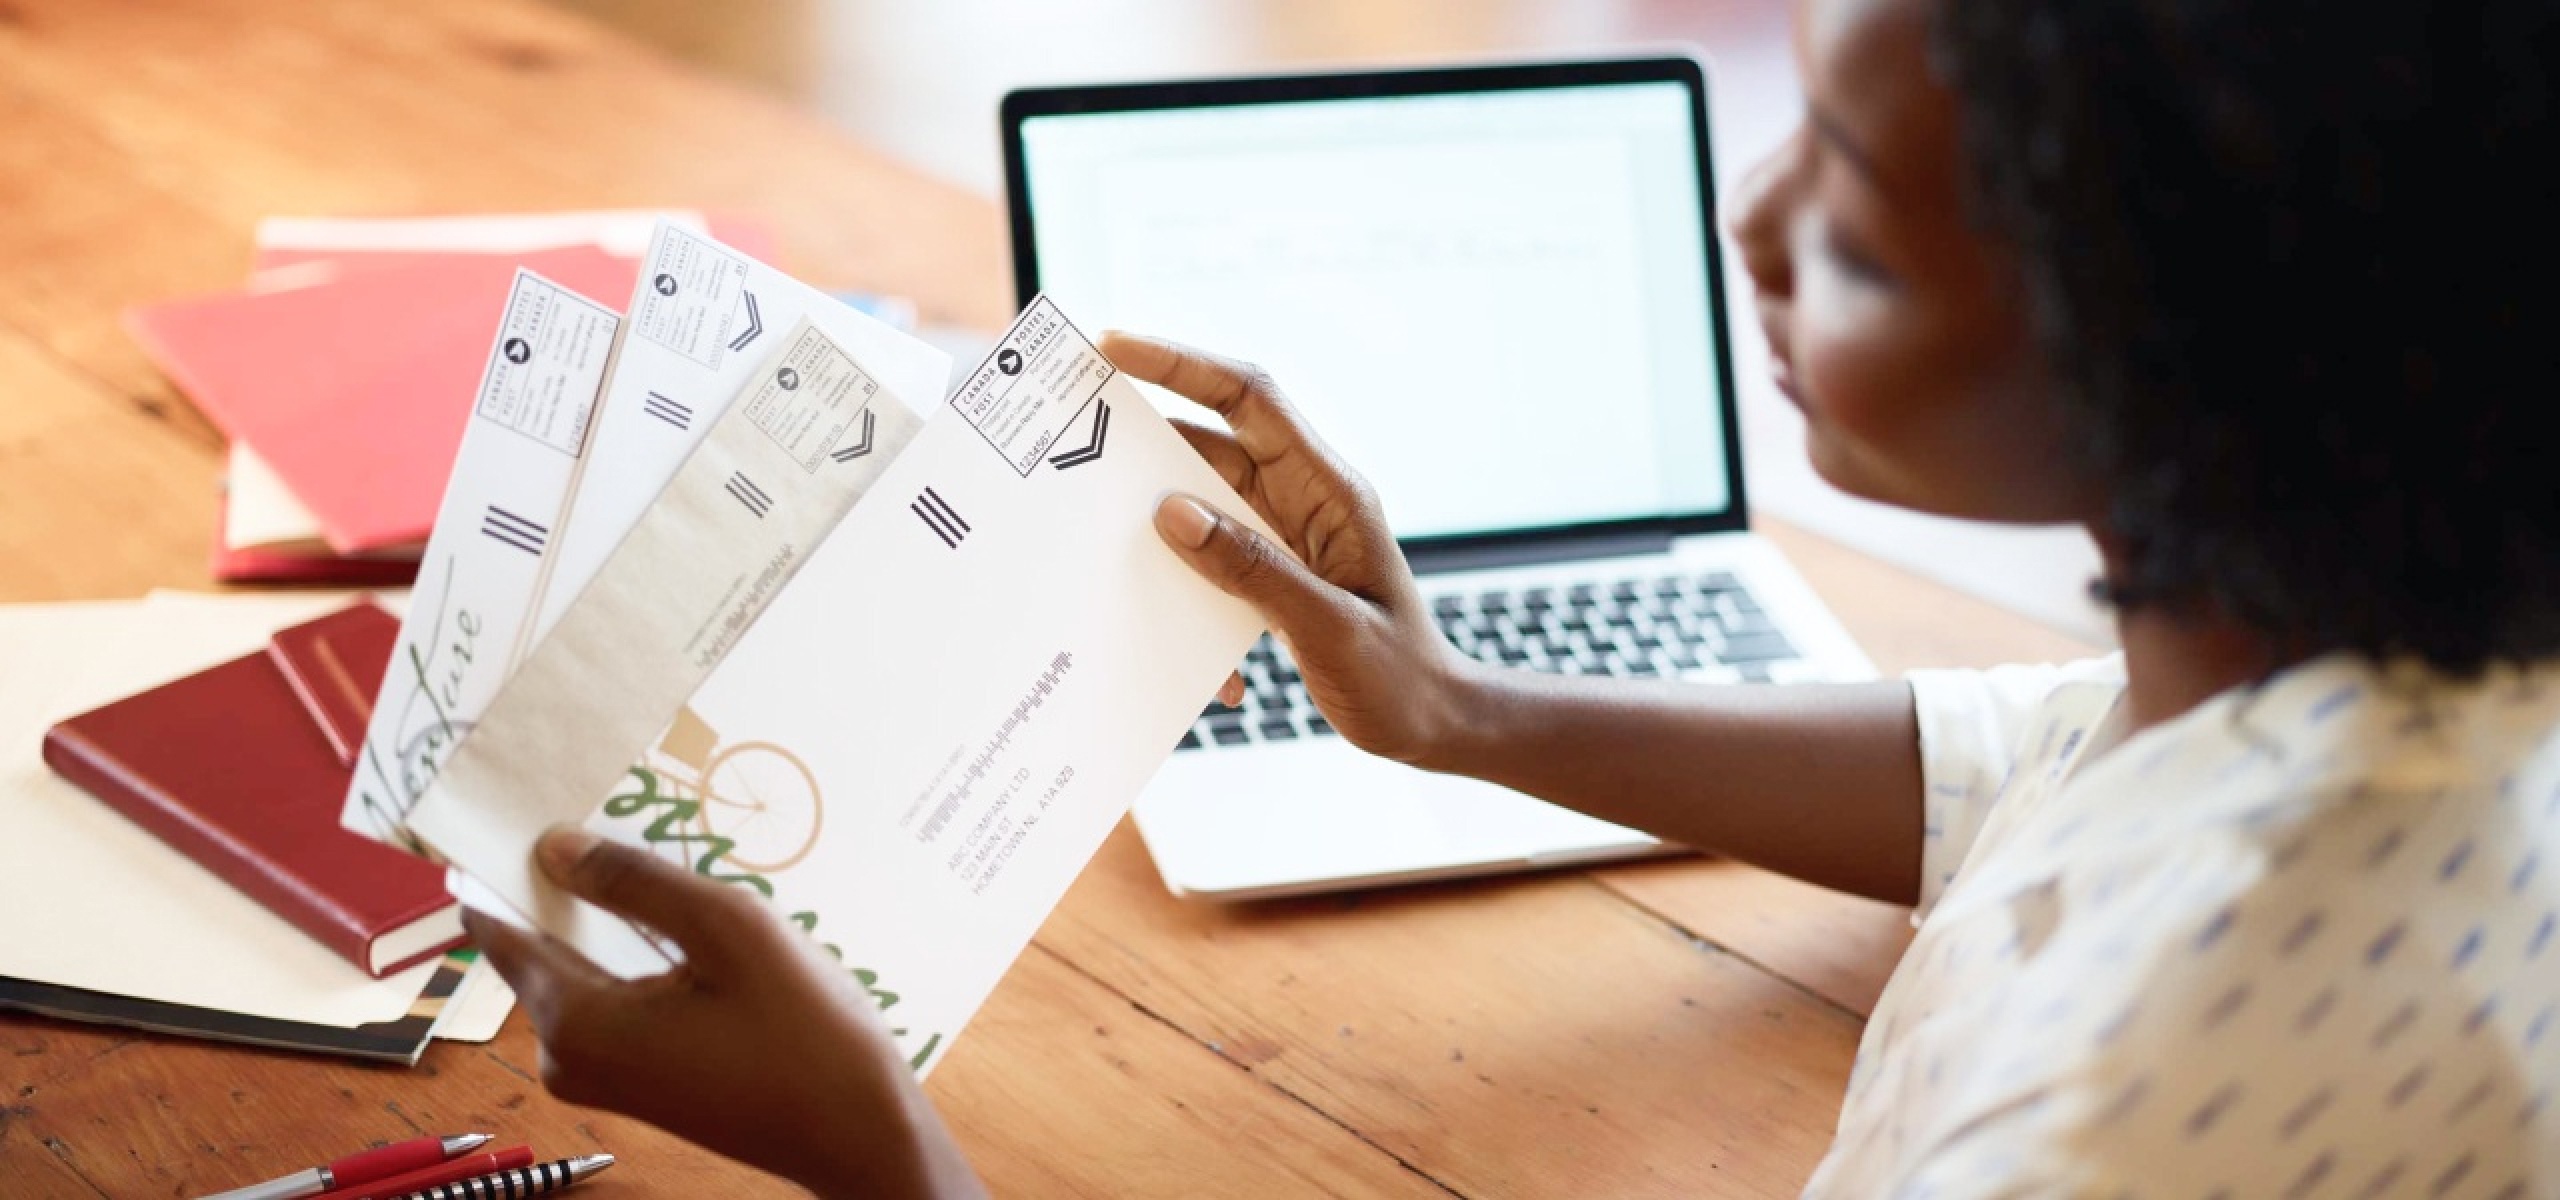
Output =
[{"x1": 1002, "y1": 56, "x2": 1876, "y2": 899}]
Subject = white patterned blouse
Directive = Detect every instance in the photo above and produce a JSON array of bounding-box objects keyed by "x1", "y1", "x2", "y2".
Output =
[{"x1": 1807, "y1": 654, "x2": 2560, "y2": 1198}]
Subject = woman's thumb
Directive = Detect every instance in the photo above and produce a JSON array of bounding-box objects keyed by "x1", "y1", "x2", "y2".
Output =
[{"x1": 1154, "y1": 494, "x2": 1339, "y2": 636}]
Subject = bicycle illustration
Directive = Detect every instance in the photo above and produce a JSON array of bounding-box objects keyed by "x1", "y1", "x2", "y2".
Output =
[
  {"x1": 596, "y1": 710, "x2": 944, "y2": 1071},
  {"x1": 624, "y1": 705, "x2": 827, "y2": 875}
]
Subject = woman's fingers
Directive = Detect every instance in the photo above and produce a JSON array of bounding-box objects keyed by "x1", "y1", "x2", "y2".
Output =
[
  {"x1": 1100, "y1": 333, "x2": 1325, "y2": 468},
  {"x1": 534, "y1": 828, "x2": 771, "y2": 973},
  {"x1": 1099, "y1": 332, "x2": 1258, "y2": 415},
  {"x1": 1169, "y1": 419, "x2": 1253, "y2": 494}
]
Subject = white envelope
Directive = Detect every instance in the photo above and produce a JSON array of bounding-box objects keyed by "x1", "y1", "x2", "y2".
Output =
[
  {"x1": 340, "y1": 270, "x2": 624, "y2": 849},
  {"x1": 570, "y1": 300, "x2": 1273, "y2": 1073}
]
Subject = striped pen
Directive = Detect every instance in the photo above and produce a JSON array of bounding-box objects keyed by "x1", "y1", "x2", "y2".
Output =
[{"x1": 390, "y1": 1154, "x2": 615, "y2": 1199}]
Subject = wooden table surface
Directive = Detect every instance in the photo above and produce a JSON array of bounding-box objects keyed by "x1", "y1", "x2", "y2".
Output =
[{"x1": 0, "y1": 1, "x2": 2096, "y2": 1195}]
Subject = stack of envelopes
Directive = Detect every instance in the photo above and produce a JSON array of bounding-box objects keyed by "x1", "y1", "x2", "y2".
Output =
[{"x1": 330, "y1": 220, "x2": 1278, "y2": 1076}]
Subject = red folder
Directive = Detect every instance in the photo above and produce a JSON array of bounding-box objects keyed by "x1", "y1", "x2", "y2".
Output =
[
  {"x1": 43, "y1": 602, "x2": 458, "y2": 978},
  {"x1": 210, "y1": 540, "x2": 423, "y2": 587},
  {"x1": 129, "y1": 247, "x2": 639, "y2": 555},
  {"x1": 211, "y1": 492, "x2": 422, "y2": 587}
]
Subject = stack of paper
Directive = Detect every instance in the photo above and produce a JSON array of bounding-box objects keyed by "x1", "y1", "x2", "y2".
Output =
[
  {"x1": 349, "y1": 222, "x2": 1275, "y2": 1075},
  {"x1": 0, "y1": 591, "x2": 511, "y2": 1064},
  {"x1": 123, "y1": 211, "x2": 775, "y2": 585}
]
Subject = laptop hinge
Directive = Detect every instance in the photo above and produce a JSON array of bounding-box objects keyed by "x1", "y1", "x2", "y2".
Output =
[{"x1": 1403, "y1": 528, "x2": 1677, "y2": 576}]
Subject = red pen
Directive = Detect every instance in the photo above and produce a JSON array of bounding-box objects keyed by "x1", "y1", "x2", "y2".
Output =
[
  {"x1": 305, "y1": 1147, "x2": 536, "y2": 1200},
  {"x1": 203, "y1": 1134, "x2": 495, "y2": 1200}
]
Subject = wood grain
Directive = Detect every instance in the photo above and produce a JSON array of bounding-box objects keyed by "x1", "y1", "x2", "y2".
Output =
[
  {"x1": 0, "y1": 324, "x2": 224, "y2": 603},
  {"x1": 925, "y1": 946, "x2": 1453, "y2": 1199},
  {"x1": 0, "y1": 0, "x2": 2097, "y2": 1195},
  {"x1": 5, "y1": 1014, "x2": 784, "y2": 1199},
  {"x1": 1026, "y1": 826, "x2": 1865, "y2": 1198}
]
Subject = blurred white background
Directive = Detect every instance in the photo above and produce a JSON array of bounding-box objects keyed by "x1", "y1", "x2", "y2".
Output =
[{"x1": 549, "y1": 0, "x2": 2110, "y2": 645}]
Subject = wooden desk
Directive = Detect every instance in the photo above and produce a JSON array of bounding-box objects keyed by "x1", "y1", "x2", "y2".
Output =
[{"x1": 0, "y1": 2, "x2": 2096, "y2": 1195}]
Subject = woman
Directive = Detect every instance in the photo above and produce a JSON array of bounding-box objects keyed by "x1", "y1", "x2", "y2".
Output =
[{"x1": 464, "y1": 0, "x2": 2560, "y2": 1192}]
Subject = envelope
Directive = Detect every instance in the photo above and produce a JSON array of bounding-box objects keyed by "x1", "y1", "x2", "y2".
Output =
[
  {"x1": 572, "y1": 299, "x2": 1273, "y2": 1073},
  {"x1": 341, "y1": 270, "x2": 625, "y2": 849}
]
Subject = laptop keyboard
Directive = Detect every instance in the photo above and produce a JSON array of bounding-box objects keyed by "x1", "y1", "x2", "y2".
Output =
[{"x1": 1177, "y1": 570, "x2": 1807, "y2": 752}]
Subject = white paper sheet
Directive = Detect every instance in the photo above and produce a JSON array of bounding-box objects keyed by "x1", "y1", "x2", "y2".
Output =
[
  {"x1": 0, "y1": 595, "x2": 445, "y2": 1028},
  {"x1": 224, "y1": 443, "x2": 328, "y2": 552},
  {"x1": 429, "y1": 956, "x2": 516, "y2": 1043}
]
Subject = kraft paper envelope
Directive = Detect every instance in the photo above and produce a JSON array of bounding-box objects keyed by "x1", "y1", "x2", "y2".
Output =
[{"x1": 409, "y1": 320, "x2": 922, "y2": 966}]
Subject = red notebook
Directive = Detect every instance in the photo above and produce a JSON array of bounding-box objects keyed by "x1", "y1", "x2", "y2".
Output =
[
  {"x1": 43, "y1": 603, "x2": 458, "y2": 978},
  {"x1": 268, "y1": 601, "x2": 405, "y2": 766},
  {"x1": 128, "y1": 246, "x2": 639, "y2": 555}
]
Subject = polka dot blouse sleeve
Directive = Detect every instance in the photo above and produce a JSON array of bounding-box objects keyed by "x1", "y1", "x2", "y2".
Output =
[{"x1": 1903, "y1": 656, "x2": 2126, "y2": 919}]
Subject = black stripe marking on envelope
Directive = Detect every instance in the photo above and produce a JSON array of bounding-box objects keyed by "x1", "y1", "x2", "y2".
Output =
[
  {"x1": 481, "y1": 505, "x2": 547, "y2": 555},
  {"x1": 644, "y1": 391, "x2": 693, "y2": 430},
  {"x1": 726, "y1": 471, "x2": 773, "y2": 518},
  {"x1": 912, "y1": 487, "x2": 967, "y2": 548}
]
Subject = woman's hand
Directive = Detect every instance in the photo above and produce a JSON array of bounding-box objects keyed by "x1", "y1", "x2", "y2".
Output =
[
  {"x1": 1102, "y1": 333, "x2": 1482, "y2": 768},
  {"x1": 460, "y1": 829, "x2": 984, "y2": 1200}
]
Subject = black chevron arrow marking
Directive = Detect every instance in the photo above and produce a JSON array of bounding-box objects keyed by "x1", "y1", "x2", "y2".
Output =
[
  {"x1": 830, "y1": 409, "x2": 878, "y2": 463},
  {"x1": 1047, "y1": 398, "x2": 1111, "y2": 470},
  {"x1": 726, "y1": 290, "x2": 763, "y2": 353}
]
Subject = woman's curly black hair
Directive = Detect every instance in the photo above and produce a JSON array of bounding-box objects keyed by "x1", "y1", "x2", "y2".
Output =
[{"x1": 1933, "y1": 2, "x2": 2560, "y2": 674}]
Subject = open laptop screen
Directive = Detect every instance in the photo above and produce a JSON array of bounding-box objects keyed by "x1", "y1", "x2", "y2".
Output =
[{"x1": 1008, "y1": 63, "x2": 1740, "y2": 547}]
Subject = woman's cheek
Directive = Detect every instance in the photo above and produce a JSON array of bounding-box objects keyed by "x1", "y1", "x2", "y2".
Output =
[{"x1": 1791, "y1": 260, "x2": 1911, "y2": 451}]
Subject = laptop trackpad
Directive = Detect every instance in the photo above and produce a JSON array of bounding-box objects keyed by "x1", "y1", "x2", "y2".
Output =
[{"x1": 1133, "y1": 739, "x2": 1654, "y2": 897}]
